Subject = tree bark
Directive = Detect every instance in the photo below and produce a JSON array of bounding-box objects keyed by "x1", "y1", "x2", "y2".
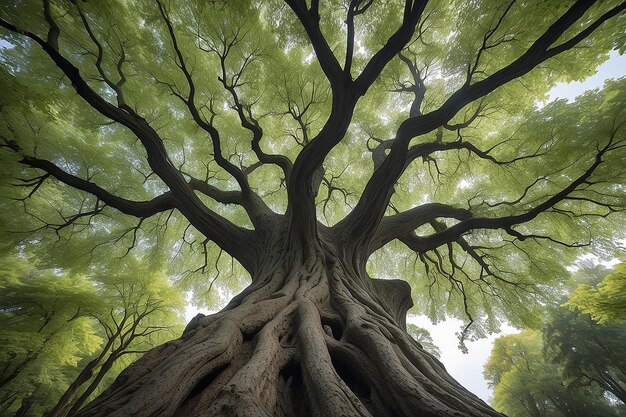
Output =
[{"x1": 71, "y1": 246, "x2": 503, "y2": 417}]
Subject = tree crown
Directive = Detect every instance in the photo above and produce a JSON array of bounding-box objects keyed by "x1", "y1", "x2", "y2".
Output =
[{"x1": 1, "y1": 0, "x2": 625, "y2": 339}]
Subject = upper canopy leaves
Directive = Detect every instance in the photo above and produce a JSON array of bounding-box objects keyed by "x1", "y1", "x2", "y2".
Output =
[{"x1": 0, "y1": 0, "x2": 625, "y2": 332}]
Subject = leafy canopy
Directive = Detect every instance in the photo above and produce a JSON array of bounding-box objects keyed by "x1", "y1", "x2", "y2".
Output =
[
  {"x1": 564, "y1": 262, "x2": 626, "y2": 324},
  {"x1": 485, "y1": 263, "x2": 626, "y2": 416},
  {"x1": 0, "y1": 253, "x2": 185, "y2": 416},
  {"x1": 484, "y1": 329, "x2": 621, "y2": 417},
  {"x1": 0, "y1": 0, "x2": 625, "y2": 340}
]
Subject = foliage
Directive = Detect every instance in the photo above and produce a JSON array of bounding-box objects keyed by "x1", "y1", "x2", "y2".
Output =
[
  {"x1": 0, "y1": 0, "x2": 624, "y2": 341},
  {"x1": 0, "y1": 255, "x2": 185, "y2": 416},
  {"x1": 484, "y1": 329, "x2": 621, "y2": 417},
  {"x1": 406, "y1": 323, "x2": 441, "y2": 358},
  {"x1": 0, "y1": 0, "x2": 625, "y2": 415},
  {"x1": 485, "y1": 264, "x2": 626, "y2": 416},
  {"x1": 0, "y1": 256, "x2": 103, "y2": 415},
  {"x1": 544, "y1": 303, "x2": 626, "y2": 405},
  {"x1": 564, "y1": 262, "x2": 626, "y2": 324}
]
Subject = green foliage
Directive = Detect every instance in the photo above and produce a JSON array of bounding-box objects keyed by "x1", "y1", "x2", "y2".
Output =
[
  {"x1": 485, "y1": 329, "x2": 621, "y2": 417},
  {"x1": 406, "y1": 323, "x2": 441, "y2": 359},
  {"x1": 371, "y1": 78, "x2": 626, "y2": 339},
  {"x1": 485, "y1": 262, "x2": 626, "y2": 416},
  {"x1": 544, "y1": 304, "x2": 626, "y2": 405},
  {"x1": 0, "y1": 1, "x2": 625, "y2": 412},
  {"x1": 564, "y1": 262, "x2": 626, "y2": 324},
  {"x1": 0, "y1": 257, "x2": 101, "y2": 415},
  {"x1": 0, "y1": 254, "x2": 185, "y2": 416}
]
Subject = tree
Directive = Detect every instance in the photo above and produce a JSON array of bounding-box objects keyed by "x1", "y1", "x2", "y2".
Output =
[
  {"x1": 544, "y1": 302, "x2": 626, "y2": 405},
  {"x1": 0, "y1": 255, "x2": 185, "y2": 417},
  {"x1": 47, "y1": 260, "x2": 185, "y2": 417},
  {"x1": 406, "y1": 323, "x2": 441, "y2": 359},
  {"x1": 564, "y1": 262, "x2": 626, "y2": 324},
  {"x1": 0, "y1": 257, "x2": 98, "y2": 388},
  {"x1": 0, "y1": 256, "x2": 103, "y2": 417},
  {"x1": 0, "y1": 1, "x2": 625, "y2": 416},
  {"x1": 484, "y1": 330, "x2": 619, "y2": 417}
]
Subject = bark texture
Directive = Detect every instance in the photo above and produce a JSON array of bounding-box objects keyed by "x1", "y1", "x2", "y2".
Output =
[{"x1": 73, "y1": 243, "x2": 502, "y2": 417}]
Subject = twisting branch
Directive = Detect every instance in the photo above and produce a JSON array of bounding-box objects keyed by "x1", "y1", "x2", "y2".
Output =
[
  {"x1": 396, "y1": 52, "x2": 427, "y2": 117},
  {"x1": 155, "y1": 1, "x2": 251, "y2": 194},
  {"x1": 285, "y1": 0, "x2": 430, "y2": 245},
  {"x1": 157, "y1": 3, "x2": 288, "y2": 227},
  {"x1": 276, "y1": 76, "x2": 328, "y2": 147},
  {"x1": 370, "y1": 49, "x2": 431, "y2": 169},
  {"x1": 206, "y1": 22, "x2": 293, "y2": 180},
  {"x1": 20, "y1": 156, "x2": 176, "y2": 218},
  {"x1": 283, "y1": 0, "x2": 344, "y2": 88},
  {"x1": 0, "y1": 4, "x2": 261, "y2": 271},
  {"x1": 71, "y1": 0, "x2": 130, "y2": 111},
  {"x1": 339, "y1": 0, "x2": 625, "y2": 258},
  {"x1": 317, "y1": 163, "x2": 357, "y2": 224},
  {"x1": 344, "y1": 0, "x2": 374, "y2": 75},
  {"x1": 370, "y1": 203, "x2": 472, "y2": 253},
  {"x1": 392, "y1": 129, "x2": 622, "y2": 253},
  {"x1": 156, "y1": 2, "x2": 281, "y2": 228}
]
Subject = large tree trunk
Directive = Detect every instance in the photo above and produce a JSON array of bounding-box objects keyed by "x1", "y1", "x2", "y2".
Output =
[{"x1": 72, "y1": 248, "x2": 502, "y2": 417}]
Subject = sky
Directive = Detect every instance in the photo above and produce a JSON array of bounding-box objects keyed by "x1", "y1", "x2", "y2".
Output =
[
  {"x1": 187, "y1": 51, "x2": 626, "y2": 405},
  {"x1": 548, "y1": 51, "x2": 626, "y2": 102}
]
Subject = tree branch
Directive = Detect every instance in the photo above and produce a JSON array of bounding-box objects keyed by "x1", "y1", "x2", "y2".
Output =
[
  {"x1": 370, "y1": 203, "x2": 472, "y2": 253},
  {"x1": 338, "y1": 0, "x2": 623, "y2": 258},
  {"x1": 395, "y1": 135, "x2": 617, "y2": 253},
  {"x1": 284, "y1": 0, "x2": 344, "y2": 88},
  {"x1": 0, "y1": 11, "x2": 262, "y2": 270},
  {"x1": 20, "y1": 156, "x2": 176, "y2": 217}
]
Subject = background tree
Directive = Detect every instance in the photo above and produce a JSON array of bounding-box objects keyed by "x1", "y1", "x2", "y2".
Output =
[
  {"x1": 485, "y1": 263, "x2": 626, "y2": 417},
  {"x1": 47, "y1": 260, "x2": 185, "y2": 417},
  {"x1": 545, "y1": 300, "x2": 626, "y2": 404},
  {"x1": 484, "y1": 330, "x2": 619, "y2": 417},
  {"x1": 0, "y1": 255, "x2": 185, "y2": 417},
  {"x1": 406, "y1": 323, "x2": 441, "y2": 358},
  {"x1": 1, "y1": 0, "x2": 625, "y2": 416},
  {"x1": 564, "y1": 262, "x2": 626, "y2": 324},
  {"x1": 0, "y1": 256, "x2": 103, "y2": 417}
]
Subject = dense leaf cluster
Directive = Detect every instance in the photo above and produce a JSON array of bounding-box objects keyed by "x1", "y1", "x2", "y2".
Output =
[
  {"x1": 0, "y1": 255, "x2": 184, "y2": 416},
  {"x1": 485, "y1": 264, "x2": 626, "y2": 417}
]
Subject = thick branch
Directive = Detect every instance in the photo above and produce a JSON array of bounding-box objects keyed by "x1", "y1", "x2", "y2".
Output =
[
  {"x1": 188, "y1": 177, "x2": 243, "y2": 206},
  {"x1": 285, "y1": 0, "x2": 429, "y2": 246},
  {"x1": 339, "y1": 0, "x2": 623, "y2": 257},
  {"x1": 370, "y1": 203, "x2": 472, "y2": 253},
  {"x1": 353, "y1": 0, "x2": 429, "y2": 96},
  {"x1": 0, "y1": 14, "x2": 261, "y2": 270},
  {"x1": 398, "y1": 139, "x2": 615, "y2": 253},
  {"x1": 21, "y1": 156, "x2": 175, "y2": 217},
  {"x1": 284, "y1": 0, "x2": 344, "y2": 88}
]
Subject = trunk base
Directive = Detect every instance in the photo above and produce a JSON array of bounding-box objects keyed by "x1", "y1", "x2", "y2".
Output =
[{"x1": 74, "y1": 257, "x2": 502, "y2": 417}]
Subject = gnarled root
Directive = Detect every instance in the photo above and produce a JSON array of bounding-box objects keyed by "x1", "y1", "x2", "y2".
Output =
[{"x1": 74, "y1": 259, "x2": 502, "y2": 417}]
